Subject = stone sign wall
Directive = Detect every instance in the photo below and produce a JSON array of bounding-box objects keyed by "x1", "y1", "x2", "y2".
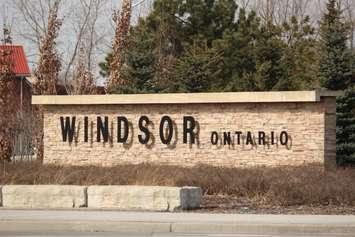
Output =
[{"x1": 33, "y1": 91, "x2": 339, "y2": 169}]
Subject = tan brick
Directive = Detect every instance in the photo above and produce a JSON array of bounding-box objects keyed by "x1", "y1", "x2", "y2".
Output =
[{"x1": 42, "y1": 100, "x2": 336, "y2": 168}]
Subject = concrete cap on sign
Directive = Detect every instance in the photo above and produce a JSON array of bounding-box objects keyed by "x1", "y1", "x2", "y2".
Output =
[{"x1": 32, "y1": 90, "x2": 343, "y2": 105}]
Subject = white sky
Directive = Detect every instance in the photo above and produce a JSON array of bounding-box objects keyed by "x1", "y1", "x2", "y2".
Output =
[
  {"x1": 0, "y1": 0, "x2": 353, "y2": 85},
  {"x1": 0, "y1": 0, "x2": 153, "y2": 84}
]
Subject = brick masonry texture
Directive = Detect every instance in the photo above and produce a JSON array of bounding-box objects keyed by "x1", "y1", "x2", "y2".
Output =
[{"x1": 43, "y1": 98, "x2": 336, "y2": 168}]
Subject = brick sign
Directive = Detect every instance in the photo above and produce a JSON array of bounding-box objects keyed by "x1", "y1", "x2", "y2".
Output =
[{"x1": 33, "y1": 91, "x2": 340, "y2": 169}]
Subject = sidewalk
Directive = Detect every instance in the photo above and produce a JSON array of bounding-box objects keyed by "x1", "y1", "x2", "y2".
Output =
[{"x1": 0, "y1": 210, "x2": 355, "y2": 235}]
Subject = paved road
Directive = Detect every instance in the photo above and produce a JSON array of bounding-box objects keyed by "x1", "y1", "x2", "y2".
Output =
[
  {"x1": 0, "y1": 210, "x2": 354, "y2": 236},
  {"x1": 2, "y1": 232, "x2": 355, "y2": 237},
  {"x1": 1, "y1": 232, "x2": 353, "y2": 237}
]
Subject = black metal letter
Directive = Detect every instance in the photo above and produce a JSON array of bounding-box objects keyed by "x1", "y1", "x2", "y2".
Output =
[
  {"x1": 211, "y1": 132, "x2": 219, "y2": 145},
  {"x1": 138, "y1": 116, "x2": 150, "y2": 144},
  {"x1": 235, "y1": 131, "x2": 242, "y2": 145},
  {"x1": 97, "y1": 116, "x2": 109, "y2": 143},
  {"x1": 258, "y1": 131, "x2": 265, "y2": 145},
  {"x1": 159, "y1": 116, "x2": 173, "y2": 145},
  {"x1": 280, "y1": 131, "x2": 289, "y2": 145},
  {"x1": 246, "y1": 131, "x2": 253, "y2": 145},
  {"x1": 183, "y1": 116, "x2": 196, "y2": 144},
  {"x1": 60, "y1": 116, "x2": 76, "y2": 143},
  {"x1": 223, "y1": 132, "x2": 231, "y2": 145},
  {"x1": 117, "y1": 116, "x2": 129, "y2": 143},
  {"x1": 84, "y1": 116, "x2": 88, "y2": 143}
]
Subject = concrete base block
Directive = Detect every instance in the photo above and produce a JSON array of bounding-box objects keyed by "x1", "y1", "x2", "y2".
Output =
[
  {"x1": 2, "y1": 185, "x2": 87, "y2": 209},
  {"x1": 87, "y1": 186, "x2": 202, "y2": 211}
]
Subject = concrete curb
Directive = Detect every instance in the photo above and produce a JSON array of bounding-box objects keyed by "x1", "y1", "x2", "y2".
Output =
[
  {"x1": 1, "y1": 185, "x2": 87, "y2": 209},
  {"x1": 0, "y1": 185, "x2": 201, "y2": 211},
  {"x1": 87, "y1": 185, "x2": 201, "y2": 211},
  {"x1": 0, "y1": 210, "x2": 355, "y2": 235}
]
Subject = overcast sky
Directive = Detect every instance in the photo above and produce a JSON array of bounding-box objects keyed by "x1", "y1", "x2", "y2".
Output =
[
  {"x1": 0, "y1": 0, "x2": 154, "y2": 84},
  {"x1": 0, "y1": 0, "x2": 353, "y2": 85}
]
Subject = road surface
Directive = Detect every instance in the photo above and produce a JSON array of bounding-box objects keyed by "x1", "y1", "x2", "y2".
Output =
[
  {"x1": 1, "y1": 232, "x2": 353, "y2": 237},
  {"x1": 0, "y1": 210, "x2": 354, "y2": 237}
]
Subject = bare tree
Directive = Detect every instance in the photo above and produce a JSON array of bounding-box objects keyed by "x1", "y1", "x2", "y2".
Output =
[
  {"x1": 2, "y1": 25, "x2": 12, "y2": 45},
  {"x1": 84, "y1": 0, "x2": 106, "y2": 72},
  {"x1": 13, "y1": 0, "x2": 106, "y2": 92},
  {"x1": 62, "y1": 0, "x2": 105, "y2": 93},
  {"x1": 252, "y1": 0, "x2": 276, "y2": 23},
  {"x1": 235, "y1": 0, "x2": 251, "y2": 9},
  {"x1": 14, "y1": 0, "x2": 59, "y2": 49},
  {"x1": 343, "y1": 0, "x2": 355, "y2": 53},
  {"x1": 1, "y1": 4, "x2": 14, "y2": 45},
  {"x1": 252, "y1": 0, "x2": 312, "y2": 25},
  {"x1": 106, "y1": 0, "x2": 132, "y2": 93}
]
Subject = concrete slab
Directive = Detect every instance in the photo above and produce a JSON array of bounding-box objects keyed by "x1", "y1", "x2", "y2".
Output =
[
  {"x1": 87, "y1": 186, "x2": 201, "y2": 211},
  {"x1": 32, "y1": 91, "x2": 343, "y2": 105},
  {"x1": 2, "y1": 185, "x2": 87, "y2": 209}
]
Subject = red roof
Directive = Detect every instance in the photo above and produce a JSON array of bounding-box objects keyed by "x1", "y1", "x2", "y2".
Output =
[{"x1": 0, "y1": 45, "x2": 31, "y2": 76}]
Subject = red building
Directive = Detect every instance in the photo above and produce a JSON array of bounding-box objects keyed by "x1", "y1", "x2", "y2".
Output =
[
  {"x1": 0, "y1": 45, "x2": 32, "y2": 113},
  {"x1": 0, "y1": 45, "x2": 33, "y2": 160}
]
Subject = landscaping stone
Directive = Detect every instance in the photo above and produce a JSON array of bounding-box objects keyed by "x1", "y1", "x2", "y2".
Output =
[
  {"x1": 87, "y1": 186, "x2": 202, "y2": 211},
  {"x1": 2, "y1": 185, "x2": 87, "y2": 209}
]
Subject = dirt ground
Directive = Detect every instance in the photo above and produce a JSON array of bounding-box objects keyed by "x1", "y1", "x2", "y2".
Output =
[{"x1": 192, "y1": 195, "x2": 355, "y2": 215}]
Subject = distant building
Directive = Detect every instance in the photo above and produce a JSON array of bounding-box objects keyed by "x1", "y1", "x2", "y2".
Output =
[
  {"x1": 0, "y1": 45, "x2": 33, "y2": 160},
  {"x1": 0, "y1": 45, "x2": 105, "y2": 161},
  {"x1": 0, "y1": 45, "x2": 32, "y2": 113}
]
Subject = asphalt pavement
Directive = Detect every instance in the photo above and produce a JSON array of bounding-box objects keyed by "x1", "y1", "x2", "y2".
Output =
[{"x1": 0, "y1": 232, "x2": 353, "y2": 237}]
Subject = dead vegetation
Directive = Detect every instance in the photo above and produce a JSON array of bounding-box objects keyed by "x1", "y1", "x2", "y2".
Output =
[
  {"x1": 1, "y1": 162, "x2": 355, "y2": 207},
  {"x1": 106, "y1": 0, "x2": 132, "y2": 93}
]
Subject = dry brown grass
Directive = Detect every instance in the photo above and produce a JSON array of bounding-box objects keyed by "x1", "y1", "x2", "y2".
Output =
[{"x1": 1, "y1": 162, "x2": 355, "y2": 207}]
